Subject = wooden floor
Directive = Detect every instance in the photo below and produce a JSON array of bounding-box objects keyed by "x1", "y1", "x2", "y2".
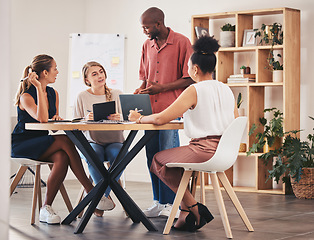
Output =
[{"x1": 9, "y1": 180, "x2": 314, "y2": 240}]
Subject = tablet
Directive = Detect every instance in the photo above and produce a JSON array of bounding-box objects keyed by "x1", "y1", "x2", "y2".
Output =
[{"x1": 92, "y1": 101, "x2": 116, "y2": 121}]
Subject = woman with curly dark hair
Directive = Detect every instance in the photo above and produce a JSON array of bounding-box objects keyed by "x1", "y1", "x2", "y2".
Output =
[{"x1": 129, "y1": 36, "x2": 238, "y2": 231}]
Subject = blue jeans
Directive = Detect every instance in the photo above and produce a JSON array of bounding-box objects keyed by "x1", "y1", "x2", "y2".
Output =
[
  {"x1": 145, "y1": 128, "x2": 180, "y2": 205},
  {"x1": 82, "y1": 142, "x2": 124, "y2": 197}
]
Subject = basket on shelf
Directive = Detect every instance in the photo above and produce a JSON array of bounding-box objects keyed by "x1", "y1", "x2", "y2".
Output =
[{"x1": 291, "y1": 168, "x2": 314, "y2": 199}]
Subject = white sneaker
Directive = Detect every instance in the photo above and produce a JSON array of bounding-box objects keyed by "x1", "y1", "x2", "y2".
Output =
[
  {"x1": 97, "y1": 196, "x2": 115, "y2": 211},
  {"x1": 84, "y1": 191, "x2": 115, "y2": 211},
  {"x1": 39, "y1": 205, "x2": 61, "y2": 224},
  {"x1": 143, "y1": 201, "x2": 165, "y2": 218},
  {"x1": 159, "y1": 203, "x2": 180, "y2": 219}
]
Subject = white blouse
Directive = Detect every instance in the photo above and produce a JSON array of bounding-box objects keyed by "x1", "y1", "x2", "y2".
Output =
[{"x1": 183, "y1": 80, "x2": 235, "y2": 138}]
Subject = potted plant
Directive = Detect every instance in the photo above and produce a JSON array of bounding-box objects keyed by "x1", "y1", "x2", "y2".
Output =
[
  {"x1": 260, "y1": 116, "x2": 314, "y2": 199},
  {"x1": 237, "y1": 93, "x2": 246, "y2": 152},
  {"x1": 269, "y1": 53, "x2": 283, "y2": 82},
  {"x1": 255, "y1": 23, "x2": 284, "y2": 82},
  {"x1": 220, "y1": 23, "x2": 235, "y2": 47},
  {"x1": 240, "y1": 65, "x2": 246, "y2": 74},
  {"x1": 254, "y1": 23, "x2": 283, "y2": 46},
  {"x1": 247, "y1": 107, "x2": 284, "y2": 155},
  {"x1": 237, "y1": 92, "x2": 245, "y2": 116},
  {"x1": 240, "y1": 65, "x2": 251, "y2": 74}
]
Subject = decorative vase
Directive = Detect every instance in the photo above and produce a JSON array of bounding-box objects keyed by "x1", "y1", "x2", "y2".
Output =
[
  {"x1": 291, "y1": 168, "x2": 314, "y2": 199},
  {"x1": 244, "y1": 66, "x2": 251, "y2": 74},
  {"x1": 273, "y1": 70, "x2": 283, "y2": 83},
  {"x1": 263, "y1": 136, "x2": 282, "y2": 153},
  {"x1": 220, "y1": 31, "x2": 235, "y2": 47},
  {"x1": 239, "y1": 143, "x2": 247, "y2": 152}
]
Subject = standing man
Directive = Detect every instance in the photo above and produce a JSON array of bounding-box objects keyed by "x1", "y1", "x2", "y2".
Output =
[{"x1": 135, "y1": 7, "x2": 194, "y2": 218}]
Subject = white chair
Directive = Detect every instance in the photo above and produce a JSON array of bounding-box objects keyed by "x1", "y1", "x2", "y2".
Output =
[
  {"x1": 163, "y1": 117, "x2": 254, "y2": 238},
  {"x1": 10, "y1": 158, "x2": 73, "y2": 224}
]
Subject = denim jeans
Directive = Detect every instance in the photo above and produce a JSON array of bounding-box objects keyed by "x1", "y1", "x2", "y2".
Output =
[
  {"x1": 145, "y1": 127, "x2": 180, "y2": 205},
  {"x1": 81, "y1": 142, "x2": 124, "y2": 197}
]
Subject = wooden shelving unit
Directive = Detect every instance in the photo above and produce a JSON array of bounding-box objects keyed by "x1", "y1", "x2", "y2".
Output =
[{"x1": 191, "y1": 8, "x2": 300, "y2": 194}]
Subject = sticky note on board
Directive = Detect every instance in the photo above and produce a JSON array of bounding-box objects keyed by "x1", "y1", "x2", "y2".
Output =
[
  {"x1": 72, "y1": 71, "x2": 80, "y2": 78},
  {"x1": 111, "y1": 57, "x2": 120, "y2": 64}
]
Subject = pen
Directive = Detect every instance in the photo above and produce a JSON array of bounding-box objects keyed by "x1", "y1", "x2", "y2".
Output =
[
  {"x1": 20, "y1": 76, "x2": 29, "y2": 82},
  {"x1": 137, "y1": 109, "x2": 143, "y2": 113}
]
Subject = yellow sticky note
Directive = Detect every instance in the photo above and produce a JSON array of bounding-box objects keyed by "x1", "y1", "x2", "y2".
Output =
[
  {"x1": 72, "y1": 71, "x2": 80, "y2": 78},
  {"x1": 111, "y1": 57, "x2": 120, "y2": 64}
]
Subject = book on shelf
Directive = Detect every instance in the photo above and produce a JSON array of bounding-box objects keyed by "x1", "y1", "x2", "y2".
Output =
[
  {"x1": 229, "y1": 74, "x2": 256, "y2": 79},
  {"x1": 194, "y1": 26, "x2": 209, "y2": 39},
  {"x1": 227, "y1": 78, "x2": 255, "y2": 83}
]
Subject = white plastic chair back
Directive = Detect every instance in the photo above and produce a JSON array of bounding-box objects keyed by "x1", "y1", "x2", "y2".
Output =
[{"x1": 167, "y1": 117, "x2": 247, "y2": 173}]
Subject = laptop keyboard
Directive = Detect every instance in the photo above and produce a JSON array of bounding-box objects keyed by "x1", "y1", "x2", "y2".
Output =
[{"x1": 85, "y1": 119, "x2": 132, "y2": 124}]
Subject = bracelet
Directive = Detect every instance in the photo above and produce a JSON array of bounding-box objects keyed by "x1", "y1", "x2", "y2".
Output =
[{"x1": 137, "y1": 115, "x2": 144, "y2": 124}]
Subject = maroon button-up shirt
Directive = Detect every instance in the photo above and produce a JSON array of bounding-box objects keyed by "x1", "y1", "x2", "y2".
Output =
[{"x1": 139, "y1": 28, "x2": 193, "y2": 113}]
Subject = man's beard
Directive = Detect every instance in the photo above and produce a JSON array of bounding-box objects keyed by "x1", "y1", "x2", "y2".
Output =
[{"x1": 150, "y1": 32, "x2": 158, "y2": 40}]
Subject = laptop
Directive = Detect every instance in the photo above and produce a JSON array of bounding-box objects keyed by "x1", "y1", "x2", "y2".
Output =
[
  {"x1": 119, "y1": 94, "x2": 153, "y2": 121},
  {"x1": 92, "y1": 101, "x2": 116, "y2": 121}
]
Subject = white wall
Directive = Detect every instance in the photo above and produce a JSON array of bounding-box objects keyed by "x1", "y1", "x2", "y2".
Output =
[
  {"x1": 9, "y1": 0, "x2": 314, "y2": 183},
  {"x1": 0, "y1": 0, "x2": 11, "y2": 238}
]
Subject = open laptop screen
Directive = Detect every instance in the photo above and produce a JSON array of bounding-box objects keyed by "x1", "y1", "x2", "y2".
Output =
[{"x1": 119, "y1": 94, "x2": 152, "y2": 121}]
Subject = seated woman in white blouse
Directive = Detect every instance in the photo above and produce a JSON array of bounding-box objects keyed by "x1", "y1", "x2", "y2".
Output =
[{"x1": 129, "y1": 35, "x2": 238, "y2": 232}]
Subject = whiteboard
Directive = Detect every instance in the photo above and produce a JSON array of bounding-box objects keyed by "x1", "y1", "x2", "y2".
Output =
[{"x1": 67, "y1": 33, "x2": 125, "y2": 108}]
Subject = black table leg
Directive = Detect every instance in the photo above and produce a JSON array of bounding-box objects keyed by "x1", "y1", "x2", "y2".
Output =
[
  {"x1": 74, "y1": 180, "x2": 109, "y2": 234},
  {"x1": 110, "y1": 179, "x2": 157, "y2": 231},
  {"x1": 62, "y1": 129, "x2": 158, "y2": 233},
  {"x1": 62, "y1": 179, "x2": 104, "y2": 225}
]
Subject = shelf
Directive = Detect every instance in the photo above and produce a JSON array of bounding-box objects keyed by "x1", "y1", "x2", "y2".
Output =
[
  {"x1": 202, "y1": 185, "x2": 285, "y2": 194},
  {"x1": 192, "y1": 7, "x2": 300, "y2": 195},
  {"x1": 226, "y1": 82, "x2": 283, "y2": 87},
  {"x1": 191, "y1": 7, "x2": 292, "y2": 19},
  {"x1": 220, "y1": 45, "x2": 283, "y2": 52}
]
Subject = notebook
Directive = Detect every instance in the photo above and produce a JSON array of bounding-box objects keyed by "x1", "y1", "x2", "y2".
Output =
[
  {"x1": 92, "y1": 101, "x2": 116, "y2": 121},
  {"x1": 119, "y1": 94, "x2": 153, "y2": 121}
]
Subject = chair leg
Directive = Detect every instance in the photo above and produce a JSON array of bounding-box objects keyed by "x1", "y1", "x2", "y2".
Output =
[
  {"x1": 31, "y1": 165, "x2": 41, "y2": 225},
  {"x1": 190, "y1": 171, "x2": 198, "y2": 197},
  {"x1": 76, "y1": 186, "x2": 85, "y2": 218},
  {"x1": 10, "y1": 166, "x2": 28, "y2": 195},
  {"x1": 37, "y1": 173, "x2": 42, "y2": 213},
  {"x1": 48, "y1": 164, "x2": 73, "y2": 212},
  {"x1": 163, "y1": 170, "x2": 193, "y2": 235},
  {"x1": 210, "y1": 173, "x2": 233, "y2": 239},
  {"x1": 59, "y1": 183, "x2": 73, "y2": 212},
  {"x1": 217, "y1": 172, "x2": 254, "y2": 232},
  {"x1": 200, "y1": 172, "x2": 206, "y2": 204}
]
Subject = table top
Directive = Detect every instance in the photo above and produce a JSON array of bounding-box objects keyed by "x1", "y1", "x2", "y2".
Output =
[{"x1": 26, "y1": 121, "x2": 184, "y2": 131}]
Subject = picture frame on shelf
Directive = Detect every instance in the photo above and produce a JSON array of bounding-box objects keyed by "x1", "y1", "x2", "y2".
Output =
[
  {"x1": 194, "y1": 26, "x2": 209, "y2": 39},
  {"x1": 242, "y1": 29, "x2": 257, "y2": 47}
]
